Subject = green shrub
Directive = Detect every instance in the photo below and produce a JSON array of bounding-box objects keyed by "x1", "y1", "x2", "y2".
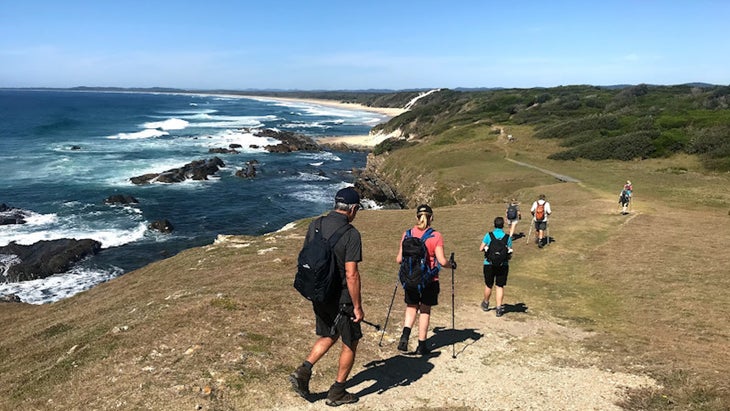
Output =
[
  {"x1": 549, "y1": 132, "x2": 657, "y2": 161},
  {"x1": 373, "y1": 137, "x2": 415, "y2": 155}
]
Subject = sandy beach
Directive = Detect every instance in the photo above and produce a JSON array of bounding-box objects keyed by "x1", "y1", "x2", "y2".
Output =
[{"x1": 241, "y1": 95, "x2": 407, "y2": 148}]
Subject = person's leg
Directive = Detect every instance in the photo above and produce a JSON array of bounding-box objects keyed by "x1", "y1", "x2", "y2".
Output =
[
  {"x1": 335, "y1": 339, "x2": 358, "y2": 383},
  {"x1": 495, "y1": 286, "x2": 504, "y2": 308},
  {"x1": 306, "y1": 336, "x2": 337, "y2": 365},
  {"x1": 482, "y1": 264, "x2": 493, "y2": 310},
  {"x1": 398, "y1": 303, "x2": 418, "y2": 351},
  {"x1": 417, "y1": 304, "x2": 431, "y2": 341},
  {"x1": 403, "y1": 304, "x2": 418, "y2": 328}
]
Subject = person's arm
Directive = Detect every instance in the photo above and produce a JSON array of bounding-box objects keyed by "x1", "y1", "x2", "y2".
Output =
[
  {"x1": 434, "y1": 244, "x2": 455, "y2": 268},
  {"x1": 479, "y1": 241, "x2": 487, "y2": 252},
  {"x1": 345, "y1": 261, "x2": 363, "y2": 323}
]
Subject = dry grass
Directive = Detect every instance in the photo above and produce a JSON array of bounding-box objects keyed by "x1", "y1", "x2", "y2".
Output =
[{"x1": 1, "y1": 127, "x2": 729, "y2": 410}]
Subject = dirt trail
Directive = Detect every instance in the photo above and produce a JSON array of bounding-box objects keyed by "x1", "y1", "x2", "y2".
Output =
[{"x1": 278, "y1": 304, "x2": 657, "y2": 411}]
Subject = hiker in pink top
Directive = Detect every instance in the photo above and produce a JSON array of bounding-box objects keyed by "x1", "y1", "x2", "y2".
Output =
[{"x1": 395, "y1": 204, "x2": 456, "y2": 355}]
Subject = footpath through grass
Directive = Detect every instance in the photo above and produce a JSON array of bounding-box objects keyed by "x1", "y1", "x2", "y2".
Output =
[{"x1": 0, "y1": 125, "x2": 728, "y2": 410}]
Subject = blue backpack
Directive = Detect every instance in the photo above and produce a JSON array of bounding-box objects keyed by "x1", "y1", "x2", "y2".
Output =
[{"x1": 398, "y1": 228, "x2": 440, "y2": 294}]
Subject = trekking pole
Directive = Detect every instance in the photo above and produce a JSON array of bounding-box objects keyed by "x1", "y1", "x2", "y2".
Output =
[
  {"x1": 449, "y1": 252, "x2": 456, "y2": 359},
  {"x1": 526, "y1": 218, "x2": 533, "y2": 245},
  {"x1": 378, "y1": 283, "x2": 398, "y2": 347}
]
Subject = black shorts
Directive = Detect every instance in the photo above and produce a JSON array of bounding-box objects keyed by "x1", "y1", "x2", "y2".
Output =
[
  {"x1": 483, "y1": 264, "x2": 509, "y2": 288},
  {"x1": 404, "y1": 280, "x2": 440, "y2": 306},
  {"x1": 534, "y1": 221, "x2": 547, "y2": 231},
  {"x1": 313, "y1": 302, "x2": 362, "y2": 349}
]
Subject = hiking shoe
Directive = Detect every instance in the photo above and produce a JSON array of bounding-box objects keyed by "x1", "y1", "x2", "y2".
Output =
[
  {"x1": 480, "y1": 300, "x2": 489, "y2": 312},
  {"x1": 496, "y1": 306, "x2": 505, "y2": 317},
  {"x1": 397, "y1": 335, "x2": 408, "y2": 352},
  {"x1": 288, "y1": 366, "x2": 311, "y2": 398},
  {"x1": 415, "y1": 343, "x2": 431, "y2": 356},
  {"x1": 325, "y1": 389, "x2": 358, "y2": 407}
]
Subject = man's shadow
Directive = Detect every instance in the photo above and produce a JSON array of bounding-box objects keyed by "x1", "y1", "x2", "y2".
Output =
[
  {"x1": 503, "y1": 302, "x2": 528, "y2": 314},
  {"x1": 316, "y1": 327, "x2": 483, "y2": 401}
]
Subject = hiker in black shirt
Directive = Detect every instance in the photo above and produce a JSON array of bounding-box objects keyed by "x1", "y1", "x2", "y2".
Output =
[{"x1": 289, "y1": 187, "x2": 364, "y2": 406}]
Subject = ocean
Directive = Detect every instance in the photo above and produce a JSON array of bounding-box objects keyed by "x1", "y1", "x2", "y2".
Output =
[{"x1": 0, "y1": 90, "x2": 386, "y2": 304}]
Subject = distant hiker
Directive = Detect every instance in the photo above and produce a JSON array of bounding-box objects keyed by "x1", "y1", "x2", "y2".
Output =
[
  {"x1": 530, "y1": 194, "x2": 552, "y2": 248},
  {"x1": 619, "y1": 180, "x2": 632, "y2": 215},
  {"x1": 396, "y1": 204, "x2": 456, "y2": 355},
  {"x1": 479, "y1": 216, "x2": 513, "y2": 317},
  {"x1": 505, "y1": 199, "x2": 522, "y2": 239},
  {"x1": 289, "y1": 187, "x2": 364, "y2": 406}
]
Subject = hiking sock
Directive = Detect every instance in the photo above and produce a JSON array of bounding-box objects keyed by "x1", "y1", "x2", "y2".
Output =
[
  {"x1": 398, "y1": 327, "x2": 411, "y2": 351},
  {"x1": 416, "y1": 339, "x2": 431, "y2": 355},
  {"x1": 402, "y1": 327, "x2": 412, "y2": 339},
  {"x1": 301, "y1": 361, "x2": 313, "y2": 372}
]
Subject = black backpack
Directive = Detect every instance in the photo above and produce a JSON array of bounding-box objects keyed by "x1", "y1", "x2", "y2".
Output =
[
  {"x1": 398, "y1": 228, "x2": 439, "y2": 293},
  {"x1": 294, "y1": 217, "x2": 352, "y2": 303},
  {"x1": 507, "y1": 204, "x2": 518, "y2": 220},
  {"x1": 485, "y1": 232, "x2": 510, "y2": 265}
]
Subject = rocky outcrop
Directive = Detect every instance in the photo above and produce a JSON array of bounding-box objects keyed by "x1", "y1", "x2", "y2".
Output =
[
  {"x1": 0, "y1": 239, "x2": 102, "y2": 282},
  {"x1": 209, "y1": 148, "x2": 239, "y2": 154},
  {"x1": 255, "y1": 129, "x2": 320, "y2": 152},
  {"x1": 235, "y1": 160, "x2": 258, "y2": 178},
  {"x1": 104, "y1": 195, "x2": 139, "y2": 205},
  {"x1": 353, "y1": 153, "x2": 406, "y2": 209},
  {"x1": 130, "y1": 157, "x2": 225, "y2": 185},
  {"x1": 149, "y1": 219, "x2": 174, "y2": 233},
  {"x1": 0, "y1": 204, "x2": 28, "y2": 225}
]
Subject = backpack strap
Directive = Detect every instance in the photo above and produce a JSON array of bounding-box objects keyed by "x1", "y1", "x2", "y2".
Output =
[
  {"x1": 420, "y1": 227, "x2": 435, "y2": 241},
  {"x1": 327, "y1": 222, "x2": 353, "y2": 248}
]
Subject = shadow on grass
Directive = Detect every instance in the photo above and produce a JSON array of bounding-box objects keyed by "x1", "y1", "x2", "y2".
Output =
[{"x1": 320, "y1": 327, "x2": 484, "y2": 401}]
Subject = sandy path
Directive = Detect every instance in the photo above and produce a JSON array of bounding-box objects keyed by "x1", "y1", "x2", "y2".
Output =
[{"x1": 277, "y1": 304, "x2": 657, "y2": 410}]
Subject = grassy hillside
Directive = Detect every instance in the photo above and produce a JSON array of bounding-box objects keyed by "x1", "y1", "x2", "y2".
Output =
[
  {"x1": 1, "y1": 92, "x2": 729, "y2": 410},
  {"x1": 373, "y1": 85, "x2": 730, "y2": 171}
]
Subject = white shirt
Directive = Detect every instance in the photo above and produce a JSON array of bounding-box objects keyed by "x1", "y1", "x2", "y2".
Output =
[{"x1": 530, "y1": 200, "x2": 552, "y2": 221}]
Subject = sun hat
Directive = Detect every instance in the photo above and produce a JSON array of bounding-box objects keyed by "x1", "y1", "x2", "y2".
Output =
[{"x1": 335, "y1": 187, "x2": 361, "y2": 205}]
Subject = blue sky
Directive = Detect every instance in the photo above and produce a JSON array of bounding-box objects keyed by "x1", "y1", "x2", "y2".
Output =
[{"x1": 1, "y1": 1, "x2": 728, "y2": 90}]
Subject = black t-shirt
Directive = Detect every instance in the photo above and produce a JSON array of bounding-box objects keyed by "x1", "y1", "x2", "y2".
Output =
[{"x1": 305, "y1": 211, "x2": 362, "y2": 304}]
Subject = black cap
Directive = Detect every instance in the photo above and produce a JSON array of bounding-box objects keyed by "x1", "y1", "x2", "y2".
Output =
[
  {"x1": 416, "y1": 204, "x2": 433, "y2": 216},
  {"x1": 335, "y1": 187, "x2": 361, "y2": 205}
]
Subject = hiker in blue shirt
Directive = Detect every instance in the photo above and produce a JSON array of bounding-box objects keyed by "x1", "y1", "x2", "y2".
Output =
[{"x1": 479, "y1": 217, "x2": 513, "y2": 317}]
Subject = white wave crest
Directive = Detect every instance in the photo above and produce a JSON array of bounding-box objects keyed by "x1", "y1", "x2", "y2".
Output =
[
  {"x1": 108, "y1": 129, "x2": 169, "y2": 140},
  {"x1": 0, "y1": 265, "x2": 124, "y2": 305},
  {"x1": 143, "y1": 118, "x2": 189, "y2": 130}
]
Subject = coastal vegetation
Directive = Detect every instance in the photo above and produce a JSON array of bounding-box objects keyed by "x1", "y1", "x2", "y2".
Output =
[{"x1": 0, "y1": 85, "x2": 728, "y2": 410}]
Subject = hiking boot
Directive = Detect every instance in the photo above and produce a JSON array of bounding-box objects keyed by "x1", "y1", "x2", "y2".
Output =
[
  {"x1": 415, "y1": 342, "x2": 431, "y2": 356},
  {"x1": 288, "y1": 366, "x2": 311, "y2": 398},
  {"x1": 397, "y1": 335, "x2": 409, "y2": 352},
  {"x1": 480, "y1": 300, "x2": 489, "y2": 312},
  {"x1": 325, "y1": 388, "x2": 358, "y2": 407},
  {"x1": 496, "y1": 306, "x2": 505, "y2": 317}
]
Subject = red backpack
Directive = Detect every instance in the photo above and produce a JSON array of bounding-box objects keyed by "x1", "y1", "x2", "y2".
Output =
[{"x1": 534, "y1": 202, "x2": 545, "y2": 221}]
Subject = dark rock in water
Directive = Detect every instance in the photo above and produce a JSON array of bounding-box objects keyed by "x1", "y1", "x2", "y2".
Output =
[
  {"x1": 149, "y1": 219, "x2": 174, "y2": 233},
  {"x1": 229, "y1": 143, "x2": 242, "y2": 149},
  {"x1": 104, "y1": 194, "x2": 139, "y2": 205},
  {"x1": 70, "y1": 145, "x2": 82, "y2": 150},
  {"x1": 209, "y1": 147, "x2": 239, "y2": 154},
  {"x1": 235, "y1": 160, "x2": 258, "y2": 178},
  {"x1": 0, "y1": 203, "x2": 28, "y2": 225},
  {"x1": 130, "y1": 157, "x2": 225, "y2": 185},
  {"x1": 255, "y1": 129, "x2": 320, "y2": 152},
  {"x1": 0, "y1": 239, "x2": 102, "y2": 282}
]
